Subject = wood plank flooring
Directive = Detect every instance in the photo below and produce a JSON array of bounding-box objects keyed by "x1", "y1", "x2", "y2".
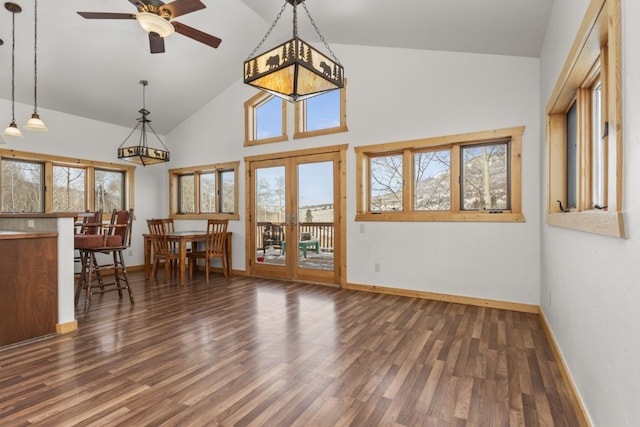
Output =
[{"x1": 0, "y1": 271, "x2": 580, "y2": 426}]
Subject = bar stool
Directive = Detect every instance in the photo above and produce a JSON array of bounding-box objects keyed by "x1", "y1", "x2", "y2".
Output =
[{"x1": 75, "y1": 209, "x2": 134, "y2": 313}]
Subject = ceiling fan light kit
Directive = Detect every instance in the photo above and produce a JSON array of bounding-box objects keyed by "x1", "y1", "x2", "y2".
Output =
[
  {"x1": 243, "y1": 0, "x2": 344, "y2": 103},
  {"x1": 117, "y1": 80, "x2": 170, "y2": 166},
  {"x1": 2, "y1": 2, "x2": 23, "y2": 139},
  {"x1": 136, "y1": 11, "x2": 174, "y2": 38}
]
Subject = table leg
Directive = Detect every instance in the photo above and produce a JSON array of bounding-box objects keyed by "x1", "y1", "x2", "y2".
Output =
[{"x1": 179, "y1": 239, "x2": 187, "y2": 285}]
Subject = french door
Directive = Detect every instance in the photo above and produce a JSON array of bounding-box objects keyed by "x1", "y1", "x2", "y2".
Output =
[{"x1": 248, "y1": 147, "x2": 344, "y2": 285}]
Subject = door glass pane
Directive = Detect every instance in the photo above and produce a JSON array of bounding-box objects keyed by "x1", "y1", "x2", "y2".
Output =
[
  {"x1": 53, "y1": 166, "x2": 85, "y2": 212},
  {"x1": 297, "y1": 161, "x2": 334, "y2": 271},
  {"x1": 255, "y1": 166, "x2": 286, "y2": 265}
]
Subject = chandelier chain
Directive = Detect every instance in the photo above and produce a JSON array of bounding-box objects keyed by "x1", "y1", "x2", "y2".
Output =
[
  {"x1": 10, "y1": 9, "x2": 16, "y2": 122},
  {"x1": 32, "y1": 0, "x2": 39, "y2": 112},
  {"x1": 246, "y1": 1, "x2": 288, "y2": 60},
  {"x1": 301, "y1": 2, "x2": 341, "y2": 65}
]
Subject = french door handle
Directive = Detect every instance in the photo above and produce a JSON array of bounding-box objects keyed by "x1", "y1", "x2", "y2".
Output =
[{"x1": 291, "y1": 215, "x2": 297, "y2": 225}]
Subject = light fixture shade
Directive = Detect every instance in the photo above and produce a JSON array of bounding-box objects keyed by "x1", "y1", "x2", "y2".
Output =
[
  {"x1": 244, "y1": 37, "x2": 344, "y2": 102},
  {"x1": 118, "y1": 144, "x2": 170, "y2": 166},
  {"x1": 24, "y1": 113, "x2": 48, "y2": 131},
  {"x1": 136, "y1": 12, "x2": 174, "y2": 37},
  {"x1": 2, "y1": 122, "x2": 23, "y2": 138}
]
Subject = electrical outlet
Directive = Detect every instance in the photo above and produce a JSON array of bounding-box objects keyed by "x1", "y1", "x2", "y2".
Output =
[
  {"x1": 374, "y1": 262, "x2": 380, "y2": 272},
  {"x1": 27, "y1": 219, "x2": 35, "y2": 229},
  {"x1": 128, "y1": 250, "x2": 133, "y2": 256},
  {"x1": 359, "y1": 224, "x2": 365, "y2": 233}
]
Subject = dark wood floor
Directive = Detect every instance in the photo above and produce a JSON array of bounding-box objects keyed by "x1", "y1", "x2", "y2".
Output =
[{"x1": 0, "y1": 271, "x2": 580, "y2": 426}]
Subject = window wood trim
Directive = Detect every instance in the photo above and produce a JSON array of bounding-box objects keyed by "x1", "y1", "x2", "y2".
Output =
[
  {"x1": 545, "y1": 0, "x2": 623, "y2": 238},
  {"x1": 244, "y1": 92, "x2": 288, "y2": 146},
  {"x1": 0, "y1": 148, "x2": 135, "y2": 213},
  {"x1": 355, "y1": 126, "x2": 525, "y2": 222},
  {"x1": 168, "y1": 161, "x2": 239, "y2": 220}
]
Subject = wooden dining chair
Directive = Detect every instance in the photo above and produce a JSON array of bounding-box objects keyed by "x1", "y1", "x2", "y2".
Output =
[
  {"x1": 188, "y1": 219, "x2": 229, "y2": 281},
  {"x1": 74, "y1": 209, "x2": 134, "y2": 313},
  {"x1": 147, "y1": 218, "x2": 181, "y2": 283}
]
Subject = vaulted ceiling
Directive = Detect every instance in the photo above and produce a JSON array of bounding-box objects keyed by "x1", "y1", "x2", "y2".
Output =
[{"x1": 0, "y1": 0, "x2": 553, "y2": 134}]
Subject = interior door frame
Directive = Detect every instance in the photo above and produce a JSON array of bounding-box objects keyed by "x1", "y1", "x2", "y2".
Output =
[{"x1": 245, "y1": 144, "x2": 348, "y2": 287}]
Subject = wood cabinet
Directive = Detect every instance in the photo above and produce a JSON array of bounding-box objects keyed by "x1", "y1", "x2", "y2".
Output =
[{"x1": 0, "y1": 231, "x2": 58, "y2": 347}]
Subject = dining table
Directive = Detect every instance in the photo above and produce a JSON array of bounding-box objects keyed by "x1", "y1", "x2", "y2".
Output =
[{"x1": 143, "y1": 230, "x2": 232, "y2": 285}]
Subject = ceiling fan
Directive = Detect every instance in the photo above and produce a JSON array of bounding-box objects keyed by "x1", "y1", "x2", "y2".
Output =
[{"x1": 77, "y1": 0, "x2": 222, "y2": 54}]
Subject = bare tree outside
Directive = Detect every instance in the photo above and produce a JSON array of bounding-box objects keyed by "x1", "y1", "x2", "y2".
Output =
[
  {"x1": 200, "y1": 172, "x2": 216, "y2": 213},
  {"x1": 370, "y1": 154, "x2": 403, "y2": 211},
  {"x1": 179, "y1": 174, "x2": 195, "y2": 213},
  {"x1": 461, "y1": 142, "x2": 508, "y2": 210},
  {"x1": 53, "y1": 166, "x2": 85, "y2": 212},
  {"x1": 1, "y1": 159, "x2": 44, "y2": 213},
  {"x1": 255, "y1": 167, "x2": 286, "y2": 222},
  {"x1": 221, "y1": 170, "x2": 235, "y2": 213},
  {"x1": 95, "y1": 170, "x2": 125, "y2": 213},
  {"x1": 414, "y1": 150, "x2": 451, "y2": 210}
]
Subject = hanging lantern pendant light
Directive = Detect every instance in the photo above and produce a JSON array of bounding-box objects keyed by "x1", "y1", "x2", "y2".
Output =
[
  {"x1": 243, "y1": 0, "x2": 344, "y2": 103},
  {"x1": 117, "y1": 80, "x2": 170, "y2": 166},
  {"x1": 3, "y1": 2, "x2": 23, "y2": 139},
  {"x1": 24, "y1": 0, "x2": 47, "y2": 131}
]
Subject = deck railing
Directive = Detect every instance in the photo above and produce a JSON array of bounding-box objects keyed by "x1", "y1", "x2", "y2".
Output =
[{"x1": 257, "y1": 222, "x2": 334, "y2": 252}]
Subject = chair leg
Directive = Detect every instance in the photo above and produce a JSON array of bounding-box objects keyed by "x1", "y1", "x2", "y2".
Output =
[
  {"x1": 114, "y1": 250, "x2": 134, "y2": 305},
  {"x1": 222, "y1": 254, "x2": 228, "y2": 278}
]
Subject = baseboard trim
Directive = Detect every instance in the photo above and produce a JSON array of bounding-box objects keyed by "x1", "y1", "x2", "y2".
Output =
[
  {"x1": 538, "y1": 309, "x2": 592, "y2": 427},
  {"x1": 56, "y1": 320, "x2": 78, "y2": 335},
  {"x1": 344, "y1": 282, "x2": 539, "y2": 313}
]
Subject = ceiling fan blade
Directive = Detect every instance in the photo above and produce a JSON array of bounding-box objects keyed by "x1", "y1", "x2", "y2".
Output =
[
  {"x1": 162, "y1": 0, "x2": 205, "y2": 18},
  {"x1": 149, "y1": 33, "x2": 166, "y2": 54},
  {"x1": 172, "y1": 21, "x2": 221, "y2": 48},
  {"x1": 77, "y1": 12, "x2": 136, "y2": 20}
]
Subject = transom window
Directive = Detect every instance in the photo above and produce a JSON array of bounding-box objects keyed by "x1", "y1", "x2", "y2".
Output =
[
  {"x1": 294, "y1": 82, "x2": 348, "y2": 139},
  {"x1": 244, "y1": 92, "x2": 287, "y2": 146},
  {"x1": 1, "y1": 150, "x2": 134, "y2": 214},
  {"x1": 355, "y1": 127, "x2": 524, "y2": 222},
  {"x1": 169, "y1": 161, "x2": 239, "y2": 220}
]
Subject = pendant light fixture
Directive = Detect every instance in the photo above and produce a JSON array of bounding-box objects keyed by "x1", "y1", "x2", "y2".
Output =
[
  {"x1": 24, "y1": 0, "x2": 47, "y2": 131},
  {"x1": 243, "y1": 0, "x2": 344, "y2": 103},
  {"x1": 117, "y1": 80, "x2": 170, "y2": 166},
  {"x1": 2, "y1": 2, "x2": 23, "y2": 139}
]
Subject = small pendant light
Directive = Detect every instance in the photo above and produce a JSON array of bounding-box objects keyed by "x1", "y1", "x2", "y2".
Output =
[
  {"x1": 3, "y1": 2, "x2": 23, "y2": 139},
  {"x1": 24, "y1": 0, "x2": 47, "y2": 131}
]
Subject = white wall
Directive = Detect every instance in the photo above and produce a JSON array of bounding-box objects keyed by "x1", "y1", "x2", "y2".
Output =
[
  {"x1": 540, "y1": 0, "x2": 640, "y2": 425},
  {"x1": 168, "y1": 44, "x2": 542, "y2": 305}
]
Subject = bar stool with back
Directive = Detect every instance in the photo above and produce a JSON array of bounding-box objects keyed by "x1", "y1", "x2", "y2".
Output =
[{"x1": 74, "y1": 209, "x2": 135, "y2": 313}]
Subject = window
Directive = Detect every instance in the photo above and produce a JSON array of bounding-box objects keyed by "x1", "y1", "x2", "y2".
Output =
[
  {"x1": 244, "y1": 92, "x2": 287, "y2": 146},
  {"x1": 294, "y1": 81, "x2": 348, "y2": 139},
  {"x1": 546, "y1": 0, "x2": 623, "y2": 237},
  {"x1": 461, "y1": 142, "x2": 509, "y2": 211},
  {"x1": 0, "y1": 149, "x2": 134, "y2": 214},
  {"x1": 169, "y1": 161, "x2": 239, "y2": 220},
  {"x1": 355, "y1": 126, "x2": 524, "y2": 222},
  {"x1": 53, "y1": 166, "x2": 85, "y2": 212},
  {"x1": 2, "y1": 159, "x2": 44, "y2": 213},
  {"x1": 95, "y1": 169, "x2": 125, "y2": 213}
]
